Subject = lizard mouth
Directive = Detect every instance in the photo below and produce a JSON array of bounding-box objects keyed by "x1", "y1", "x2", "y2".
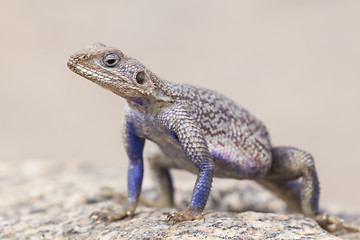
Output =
[
  {"x1": 67, "y1": 57, "x2": 150, "y2": 97},
  {"x1": 67, "y1": 58, "x2": 110, "y2": 83}
]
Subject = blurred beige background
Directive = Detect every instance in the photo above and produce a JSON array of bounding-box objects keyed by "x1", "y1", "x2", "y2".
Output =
[{"x1": 0, "y1": 1, "x2": 359, "y2": 211}]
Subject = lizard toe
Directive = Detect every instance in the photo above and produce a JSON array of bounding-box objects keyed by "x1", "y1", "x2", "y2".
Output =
[{"x1": 167, "y1": 208, "x2": 203, "y2": 224}]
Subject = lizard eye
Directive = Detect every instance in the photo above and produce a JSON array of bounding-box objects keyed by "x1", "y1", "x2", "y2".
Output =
[
  {"x1": 136, "y1": 71, "x2": 145, "y2": 84},
  {"x1": 103, "y1": 53, "x2": 120, "y2": 67}
]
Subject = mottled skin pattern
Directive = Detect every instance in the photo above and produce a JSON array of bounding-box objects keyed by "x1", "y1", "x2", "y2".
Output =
[{"x1": 68, "y1": 43, "x2": 359, "y2": 232}]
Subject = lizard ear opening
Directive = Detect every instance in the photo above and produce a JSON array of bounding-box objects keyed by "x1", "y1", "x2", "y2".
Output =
[{"x1": 136, "y1": 71, "x2": 146, "y2": 84}]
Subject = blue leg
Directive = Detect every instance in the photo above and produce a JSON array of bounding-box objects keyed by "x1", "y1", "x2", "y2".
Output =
[
  {"x1": 90, "y1": 120, "x2": 144, "y2": 222},
  {"x1": 189, "y1": 164, "x2": 213, "y2": 211},
  {"x1": 167, "y1": 161, "x2": 213, "y2": 223},
  {"x1": 165, "y1": 109, "x2": 214, "y2": 223},
  {"x1": 124, "y1": 121, "x2": 145, "y2": 213}
]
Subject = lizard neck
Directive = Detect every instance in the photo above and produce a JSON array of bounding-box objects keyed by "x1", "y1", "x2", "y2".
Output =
[
  {"x1": 126, "y1": 97, "x2": 172, "y2": 115},
  {"x1": 124, "y1": 75, "x2": 178, "y2": 114}
]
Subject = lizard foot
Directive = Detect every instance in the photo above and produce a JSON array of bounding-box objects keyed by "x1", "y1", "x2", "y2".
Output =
[
  {"x1": 315, "y1": 213, "x2": 360, "y2": 233},
  {"x1": 89, "y1": 205, "x2": 133, "y2": 223},
  {"x1": 167, "y1": 207, "x2": 203, "y2": 224}
]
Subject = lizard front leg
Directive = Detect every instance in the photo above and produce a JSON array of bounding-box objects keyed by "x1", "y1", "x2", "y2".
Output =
[
  {"x1": 91, "y1": 121, "x2": 145, "y2": 222},
  {"x1": 167, "y1": 164, "x2": 213, "y2": 223},
  {"x1": 164, "y1": 106, "x2": 214, "y2": 223}
]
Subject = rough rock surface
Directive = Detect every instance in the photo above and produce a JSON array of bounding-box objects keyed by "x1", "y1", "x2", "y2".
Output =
[{"x1": 0, "y1": 158, "x2": 359, "y2": 240}]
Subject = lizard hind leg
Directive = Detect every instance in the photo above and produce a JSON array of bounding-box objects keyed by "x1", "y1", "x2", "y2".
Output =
[
  {"x1": 145, "y1": 145, "x2": 175, "y2": 208},
  {"x1": 258, "y1": 146, "x2": 359, "y2": 232},
  {"x1": 258, "y1": 146, "x2": 320, "y2": 217}
]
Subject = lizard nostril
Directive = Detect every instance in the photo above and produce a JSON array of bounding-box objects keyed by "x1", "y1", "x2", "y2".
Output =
[{"x1": 80, "y1": 55, "x2": 89, "y2": 61}]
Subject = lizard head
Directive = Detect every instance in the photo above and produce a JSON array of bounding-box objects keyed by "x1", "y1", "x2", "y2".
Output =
[{"x1": 67, "y1": 43, "x2": 172, "y2": 104}]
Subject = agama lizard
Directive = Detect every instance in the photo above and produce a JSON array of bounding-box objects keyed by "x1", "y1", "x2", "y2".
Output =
[{"x1": 67, "y1": 43, "x2": 359, "y2": 232}]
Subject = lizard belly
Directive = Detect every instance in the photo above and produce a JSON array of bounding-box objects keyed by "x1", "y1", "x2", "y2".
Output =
[
  {"x1": 135, "y1": 122, "x2": 272, "y2": 179},
  {"x1": 148, "y1": 136, "x2": 199, "y2": 174},
  {"x1": 156, "y1": 142, "x2": 198, "y2": 174},
  {"x1": 208, "y1": 139, "x2": 272, "y2": 179}
]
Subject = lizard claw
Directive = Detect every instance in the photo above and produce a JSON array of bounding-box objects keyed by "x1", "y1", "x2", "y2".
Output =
[
  {"x1": 167, "y1": 208, "x2": 203, "y2": 224},
  {"x1": 167, "y1": 212, "x2": 184, "y2": 224}
]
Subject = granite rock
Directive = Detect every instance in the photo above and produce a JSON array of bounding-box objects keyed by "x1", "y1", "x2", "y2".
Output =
[{"x1": 0, "y1": 159, "x2": 359, "y2": 239}]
